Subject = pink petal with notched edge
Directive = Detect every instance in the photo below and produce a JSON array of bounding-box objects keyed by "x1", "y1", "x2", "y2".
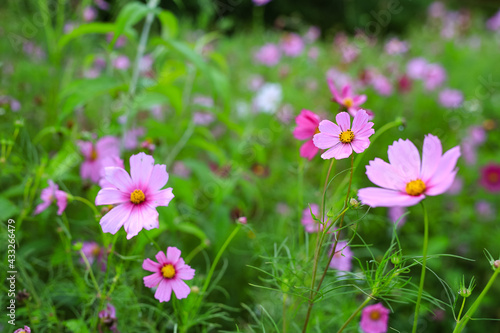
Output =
[
  {"x1": 351, "y1": 109, "x2": 369, "y2": 133},
  {"x1": 100, "y1": 203, "x2": 133, "y2": 234},
  {"x1": 143, "y1": 272, "x2": 163, "y2": 288},
  {"x1": 426, "y1": 170, "x2": 457, "y2": 196},
  {"x1": 55, "y1": 190, "x2": 68, "y2": 215},
  {"x1": 358, "y1": 187, "x2": 425, "y2": 207},
  {"x1": 143, "y1": 258, "x2": 161, "y2": 272},
  {"x1": 155, "y1": 279, "x2": 173, "y2": 302},
  {"x1": 300, "y1": 140, "x2": 319, "y2": 160},
  {"x1": 365, "y1": 158, "x2": 406, "y2": 191},
  {"x1": 318, "y1": 119, "x2": 341, "y2": 136},
  {"x1": 176, "y1": 266, "x2": 196, "y2": 280},
  {"x1": 167, "y1": 247, "x2": 182, "y2": 263},
  {"x1": 95, "y1": 188, "x2": 128, "y2": 206},
  {"x1": 313, "y1": 133, "x2": 340, "y2": 150},
  {"x1": 130, "y1": 153, "x2": 155, "y2": 189},
  {"x1": 350, "y1": 138, "x2": 371, "y2": 154},
  {"x1": 426, "y1": 146, "x2": 460, "y2": 192},
  {"x1": 149, "y1": 188, "x2": 174, "y2": 207},
  {"x1": 352, "y1": 94, "x2": 367, "y2": 106},
  {"x1": 155, "y1": 251, "x2": 168, "y2": 266},
  {"x1": 148, "y1": 164, "x2": 169, "y2": 193},
  {"x1": 336, "y1": 112, "x2": 351, "y2": 131},
  {"x1": 124, "y1": 205, "x2": 158, "y2": 239},
  {"x1": 104, "y1": 167, "x2": 133, "y2": 193},
  {"x1": 327, "y1": 79, "x2": 341, "y2": 102},
  {"x1": 420, "y1": 134, "x2": 443, "y2": 183},
  {"x1": 293, "y1": 110, "x2": 320, "y2": 140},
  {"x1": 335, "y1": 143, "x2": 353, "y2": 159},
  {"x1": 387, "y1": 139, "x2": 421, "y2": 181},
  {"x1": 354, "y1": 124, "x2": 375, "y2": 138},
  {"x1": 320, "y1": 143, "x2": 343, "y2": 159},
  {"x1": 170, "y1": 278, "x2": 191, "y2": 299}
]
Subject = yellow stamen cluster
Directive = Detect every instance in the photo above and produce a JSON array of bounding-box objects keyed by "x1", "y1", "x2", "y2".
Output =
[
  {"x1": 314, "y1": 127, "x2": 320, "y2": 135},
  {"x1": 161, "y1": 264, "x2": 176, "y2": 279},
  {"x1": 339, "y1": 129, "x2": 355, "y2": 143},
  {"x1": 343, "y1": 97, "x2": 354, "y2": 108},
  {"x1": 405, "y1": 179, "x2": 426, "y2": 196},
  {"x1": 90, "y1": 149, "x2": 98, "y2": 161},
  {"x1": 369, "y1": 310, "x2": 381, "y2": 320},
  {"x1": 130, "y1": 189, "x2": 145, "y2": 204}
]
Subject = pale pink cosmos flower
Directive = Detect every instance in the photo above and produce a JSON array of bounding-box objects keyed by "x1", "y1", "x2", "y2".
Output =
[
  {"x1": 360, "y1": 303, "x2": 390, "y2": 333},
  {"x1": 439, "y1": 88, "x2": 463, "y2": 108},
  {"x1": 293, "y1": 109, "x2": 321, "y2": 160},
  {"x1": 280, "y1": 33, "x2": 304, "y2": 57},
  {"x1": 99, "y1": 156, "x2": 125, "y2": 188},
  {"x1": 254, "y1": 44, "x2": 281, "y2": 66},
  {"x1": 78, "y1": 136, "x2": 120, "y2": 183},
  {"x1": 106, "y1": 33, "x2": 127, "y2": 48},
  {"x1": 14, "y1": 326, "x2": 31, "y2": 333},
  {"x1": 327, "y1": 79, "x2": 367, "y2": 116},
  {"x1": 304, "y1": 26, "x2": 320, "y2": 43},
  {"x1": 83, "y1": 6, "x2": 97, "y2": 22},
  {"x1": 301, "y1": 204, "x2": 322, "y2": 233},
  {"x1": 123, "y1": 127, "x2": 145, "y2": 150},
  {"x1": 80, "y1": 241, "x2": 107, "y2": 271},
  {"x1": 193, "y1": 112, "x2": 215, "y2": 125},
  {"x1": 487, "y1": 9, "x2": 500, "y2": 31},
  {"x1": 113, "y1": 55, "x2": 130, "y2": 70},
  {"x1": 143, "y1": 247, "x2": 195, "y2": 302},
  {"x1": 371, "y1": 75, "x2": 393, "y2": 96},
  {"x1": 423, "y1": 64, "x2": 446, "y2": 91},
  {"x1": 406, "y1": 58, "x2": 428, "y2": 80},
  {"x1": 95, "y1": 153, "x2": 174, "y2": 239},
  {"x1": 358, "y1": 134, "x2": 460, "y2": 207},
  {"x1": 95, "y1": 0, "x2": 110, "y2": 10},
  {"x1": 313, "y1": 110, "x2": 374, "y2": 160},
  {"x1": 329, "y1": 241, "x2": 353, "y2": 276},
  {"x1": 384, "y1": 38, "x2": 409, "y2": 55},
  {"x1": 34, "y1": 180, "x2": 68, "y2": 215}
]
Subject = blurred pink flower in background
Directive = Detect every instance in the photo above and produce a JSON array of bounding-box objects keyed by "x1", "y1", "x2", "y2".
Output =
[
  {"x1": 340, "y1": 43, "x2": 359, "y2": 63},
  {"x1": 304, "y1": 26, "x2": 321, "y2": 43},
  {"x1": 253, "y1": 83, "x2": 282, "y2": 113},
  {"x1": 248, "y1": 75, "x2": 265, "y2": 91},
  {"x1": 98, "y1": 303, "x2": 118, "y2": 333},
  {"x1": 254, "y1": 44, "x2": 281, "y2": 66},
  {"x1": 64, "y1": 22, "x2": 77, "y2": 34},
  {"x1": 193, "y1": 112, "x2": 215, "y2": 125},
  {"x1": 423, "y1": 63, "x2": 447, "y2": 90},
  {"x1": 384, "y1": 38, "x2": 409, "y2": 55},
  {"x1": 407, "y1": 58, "x2": 428, "y2": 80},
  {"x1": 14, "y1": 326, "x2": 31, "y2": 333},
  {"x1": 99, "y1": 156, "x2": 125, "y2": 188},
  {"x1": 475, "y1": 200, "x2": 494, "y2": 219},
  {"x1": 388, "y1": 206, "x2": 407, "y2": 227},
  {"x1": 480, "y1": 163, "x2": 500, "y2": 192},
  {"x1": 461, "y1": 126, "x2": 486, "y2": 166},
  {"x1": 358, "y1": 134, "x2": 460, "y2": 207},
  {"x1": 398, "y1": 74, "x2": 412, "y2": 93},
  {"x1": 80, "y1": 241, "x2": 107, "y2": 271},
  {"x1": 307, "y1": 46, "x2": 319, "y2": 61},
  {"x1": 143, "y1": 247, "x2": 195, "y2": 302},
  {"x1": 113, "y1": 55, "x2": 130, "y2": 70},
  {"x1": 95, "y1": 0, "x2": 110, "y2": 10},
  {"x1": 252, "y1": 0, "x2": 272, "y2": 6},
  {"x1": 34, "y1": 180, "x2": 68, "y2": 215},
  {"x1": 193, "y1": 95, "x2": 214, "y2": 108},
  {"x1": 78, "y1": 136, "x2": 120, "y2": 183},
  {"x1": 172, "y1": 161, "x2": 191, "y2": 178},
  {"x1": 428, "y1": 2, "x2": 446, "y2": 19},
  {"x1": 371, "y1": 75, "x2": 393, "y2": 96},
  {"x1": 314, "y1": 110, "x2": 374, "y2": 160},
  {"x1": 301, "y1": 204, "x2": 322, "y2": 233},
  {"x1": 150, "y1": 104, "x2": 164, "y2": 120},
  {"x1": 446, "y1": 176, "x2": 463, "y2": 195},
  {"x1": 293, "y1": 109, "x2": 321, "y2": 160},
  {"x1": 487, "y1": 9, "x2": 500, "y2": 30},
  {"x1": 106, "y1": 33, "x2": 127, "y2": 48},
  {"x1": 360, "y1": 303, "x2": 390, "y2": 333},
  {"x1": 327, "y1": 79, "x2": 367, "y2": 115},
  {"x1": 329, "y1": 241, "x2": 353, "y2": 275},
  {"x1": 123, "y1": 127, "x2": 145, "y2": 150},
  {"x1": 281, "y1": 33, "x2": 304, "y2": 57},
  {"x1": 0, "y1": 95, "x2": 21, "y2": 111},
  {"x1": 83, "y1": 6, "x2": 97, "y2": 22},
  {"x1": 139, "y1": 54, "x2": 153, "y2": 73},
  {"x1": 439, "y1": 88, "x2": 463, "y2": 108},
  {"x1": 276, "y1": 103, "x2": 294, "y2": 124}
]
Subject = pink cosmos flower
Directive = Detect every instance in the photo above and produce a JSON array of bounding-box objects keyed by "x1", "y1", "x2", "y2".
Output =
[
  {"x1": 327, "y1": 79, "x2": 367, "y2": 115},
  {"x1": 462, "y1": 126, "x2": 486, "y2": 165},
  {"x1": 34, "y1": 180, "x2": 68, "y2": 215},
  {"x1": 340, "y1": 43, "x2": 359, "y2": 63},
  {"x1": 304, "y1": 26, "x2": 320, "y2": 43},
  {"x1": 113, "y1": 55, "x2": 130, "y2": 70},
  {"x1": 193, "y1": 112, "x2": 215, "y2": 125},
  {"x1": 358, "y1": 134, "x2": 460, "y2": 207},
  {"x1": 476, "y1": 201, "x2": 494, "y2": 219},
  {"x1": 329, "y1": 241, "x2": 353, "y2": 275},
  {"x1": 480, "y1": 163, "x2": 500, "y2": 192},
  {"x1": 360, "y1": 303, "x2": 390, "y2": 333},
  {"x1": 78, "y1": 136, "x2": 120, "y2": 183},
  {"x1": 95, "y1": 0, "x2": 110, "y2": 11},
  {"x1": 123, "y1": 127, "x2": 145, "y2": 150},
  {"x1": 301, "y1": 204, "x2": 322, "y2": 233},
  {"x1": 106, "y1": 33, "x2": 127, "y2": 48},
  {"x1": 293, "y1": 110, "x2": 321, "y2": 160},
  {"x1": 14, "y1": 326, "x2": 31, "y2": 333},
  {"x1": 95, "y1": 153, "x2": 174, "y2": 239},
  {"x1": 252, "y1": 0, "x2": 272, "y2": 5},
  {"x1": 254, "y1": 44, "x2": 281, "y2": 66},
  {"x1": 487, "y1": 9, "x2": 500, "y2": 31},
  {"x1": 313, "y1": 110, "x2": 374, "y2": 160},
  {"x1": 371, "y1": 75, "x2": 393, "y2": 96},
  {"x1": 384, "y1": 38, "x2": 409, "y2": 55},
  {"x1": 80, "y1": 241, "x2": 107, "y2": 271},
  {"x1": 439, "y1": 89, "x2": 463, "y2": 108},
  {"x1": 83, "y1": 6, "x2": 97, "y2": 22},
  {"x1": 423, "y1": 64, "x2": 446, "y2": 91},
  {"x1": 388, "y1": 206, "x2": 407, "y2": 227},
  {"x1": 406, "y1": 58, "x2": 428, "y2": 80},
  {"x1": 280, "y1": 33, "x2": 304, "y2": 57},
  {"x1": 99, "y1": 156, "x2": 125, "y2": 188},
  {"x1": 143, "y1": 247, "x2": 195, "y2": 302},
  {"x1": 98, "y1": 303, "x2": 118, "y2": 333}
]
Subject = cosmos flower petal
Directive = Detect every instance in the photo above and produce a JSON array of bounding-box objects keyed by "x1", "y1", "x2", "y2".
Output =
[
  {"x1": 320, "y1": 143, "x2": 343, "y2": 159},
  {"x1": 34, "y1": 201, "x2": 51, "y2": 215},
  {"x1": 123, "y1": 205, "x2": 158, "y2": 239},
  {"x1": 96, "y1": 136, "x2": 120, "y2": 156},
  {"x1": 313, "y1": 133, "x2": 340, "y2": 149},
  {"x1": 176, "y1": 266, "x2": 196, "y2": 280},
  {"x1": 143, "y1": 272, "x2": 163, "y2": 288},
  {"x1": 148, "y1": 164, "x2": 169, "y2": 193},
  {"x1": 351, "y1": 109, "x2": 370, "y2": 133},
  {"x1": 100, "y1": 203, "x2": 133, "y2": 235},
  {"x1": 170, "y1": 278, "x2": 191, "y2": 299},
  {"x1": 78, "y1": 141, "x2": 93, "y2": 159},
  {"x1": 54, "y1": 190, "x2": 68, "y2": 215},
  {"x1": 420, "y1": 134, "x2": 443, "y2": 182},
  {"x1": 327, "y1": 78, "x2": 341, "y2": 101},
  {"x1": 300, "y1": 139, "x2": 319, "y2": 160},
  {"x1": 318, "y1": 119, "x2": 342, "y2": 136},
  {"x1": 352, "y1": 94, "x2": 367, "y2": 105},
  {"x1": 130, "y1": 152, "x2": 155, "y2": 188},
  {"x1": 149, "y1": 188, "x2": 174, "y2": 207},
  {"x1": 387, "y1": 139, "x2": 421, "y2": 181},
  {"x1": 167, "y1": 246, "x2": 182, "y2": 263},
  {"x1": 104, "y1": 167, "x2": 133, "y2": 192},
  {"x1": 358, "y1": 187, "x2": 425, "y2": 207},
  {"x1": 335, "y1": 143, "x2": 354, "y2": 160},
  {"x1": 341, "y1": 84, "x2": 351, "y2": 98},
  {"x1": 351, "y1": 138, "x2": 371, "y2": 154},
  {"x1": 365, "y1": 158, "x2": 406, "y2": 191},
  {"x1": 335, "y1": 112, "x2": 351, "y2": 131},
  {"x1": 154, "y1": 279, "x2": 173, "y2": 302},
  {"x1": 156, "y1": 251, "x2": 168, "y2": 265},
  {"x1": 95, "y1": 188, "x2": 129, "y2": 206},
  {"x1": 426, "y1": 146, "x2": 460, "y2": 189},
  {"x1": 426, "y1": 170, "x2": 458, "y2": 196},
  {"x1": 143, "y1": 258, "x2": 161, "y2": 272}
]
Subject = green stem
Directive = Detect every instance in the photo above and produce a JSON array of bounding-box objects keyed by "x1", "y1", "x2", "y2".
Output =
[
  {"x1": 453, "y1": 265, "x2": 500, "y2": 333},
  {"x1": 412, "y1": 201, "x2": 429, "y2": 333},
  {"x1": 456, "y1": 297, "x2": 466, "y2": 322},
  {"x1": 79, "y1": 248, "x2": 102, "y2": 296},
  {"x1": 144, "y1": 232, "x2": 162, "y2": 252},
  {"x1": 337, "y1": 296, "x2": 372, "y2": 333}
]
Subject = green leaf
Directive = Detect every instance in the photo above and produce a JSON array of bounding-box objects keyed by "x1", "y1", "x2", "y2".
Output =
[
  {"x1": 64, "y1": 319, "x2": 90, "y2": 333},
  {"x1": 154, "y1": 38, "x2": 208, "y2": 72},
  {"x1": 157, "y1": 10, "x2": 178, "y2": 39},
  {"x1": 0, "y1": 197, "x2": 20, "y2": 220},
  {"x1": 111, "y1": 1, "x2": 150, "y2": 48},
  {"x1": 175, "y1": 222, "x2": 207, "y2": 241},
  {"x1": 45, "y1": 142, "x2": 81, "y2": 180},
  {"x1": 58, "y1": 23, "x2": 115, "y2": 50}
]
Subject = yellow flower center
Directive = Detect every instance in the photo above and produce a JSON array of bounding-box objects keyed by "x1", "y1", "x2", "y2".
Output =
[
  {"x1": 339, "y1": 129, "x2": 354, "y2": 143},
  {"x1": 130, "y1": 189, "x2": 145, "y2": 204},
  {"x1": 406, "y1": 179, "x2": 426, "y2": 196},
  {"x1": 90, "y1": 149, "x2": 98, "y2": 161},
  {"x1": 369, "y1": 310, "x2": 381, "y2": 320},
  {"x1": 343, "y1": 97, "x2": 354, "y2": 108},
  {"x1": 161, "y1": 264, "x2": 176, "y2": 279},
  {"x1": 314, "y1": 127, "x2": 320, "y2": 134}
]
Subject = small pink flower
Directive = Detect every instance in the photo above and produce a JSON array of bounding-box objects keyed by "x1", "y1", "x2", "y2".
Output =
[
  {"x1": 423, "y1": 64, "x2": 446, "y2": 91},
  {"x1": 98, "y1": 303, "x2": 119, "y2": 333},
  {"x1": 476, "y1": 200, "x2": 494, "y2": 219},
  {"x1": 313, "y1": 110, "x2": 374, "y2": 160},
  {"x1": 172, "y1": 161, "x2": 191, "y2": 179},
  {"x1": 280, "y1": 33, "x2": 304, "y2": 57},
  {"x1": 193, "y1": 112, "x2": 215, "y2": 125},
  {"x1": 487, "y1": 10, "x2": 500, "y2": 30},
  {"x1": 83, "y1": 6, "x2": 97, "y2": 22},
  {"x1": 34, "y1": 180, "x2": 68, "y2": 215},
  {"x1": 252, "y1": 0, "x2": 272, "y2": 5},
  {"x1": 95, "y1": 0, "x2": 110, "y2": 10},
  {"x1": 480, "y1": 163, "x2": 500, "y2": 192},
  {"x1": 14, "y1": 326, "x2": 31, "y2": 333},
  {"x1": 371, "y1": 75, "x2": 393, "y2": 96},
  {"x1": 78, "y1": 136, "x2": 120, "y2": 183},
  {"x1": 143, "y1": 247, "x2": 195, "y2": 302},
  {"x1": 95, "y1": 153, "x2": 174, "y2": 239},
  {"x1": 307, "y1": 46, "x2": 319, "y2": 61},
  {"x1": 113, "y1": 55, "x2": 130, "y2": 70},
  {"x1": 254, "y1": 44, "x2": 281, "y2": 66},
  {"x1": 360, "y1": 303, "x2": 390, "y2": 333},
  {"x1": 358, "y1": 134, "x2": 460, "y2": 207},
  {"x1": 406, "y1": 58, "x2": 428, "y2": 80},
  {"x1": 439, "y1": 89, "x2": 463, "y2": 108},
  {"x1": 384, "y1": 38, "x2": 409, "y2": 55},
  {"x1": 304, "y1": 26, "x2": 321, "y2": 43},
  {"x1": 293, "y1": 110, "x2": 321, "y2": 160},
  {"x1": 301, "y1": 204, "x2": 322, "y2": 233},
  {"x1": 237, "y1": 216, "x2": 247, "y2": 224},
  {"x1": 329, "y1": 241, "x2": 353, "y2": 275},
  {"x1": 106, "y1": 33, "x2": 127, "y2": 48},
  {"x1": 80, "y1": 241, "x2": 107, "y2": 271},
  {"x1": 327, "y1": 79, "x2": 367, "y2": 115},
  {"x1": 123, "y1": 127, "x2": 145, "y2": 150}
]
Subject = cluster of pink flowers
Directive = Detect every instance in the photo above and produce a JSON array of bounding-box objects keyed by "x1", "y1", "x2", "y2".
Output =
[{"x1": 406, "y1": 58, "x2": 446, "y2": 91}]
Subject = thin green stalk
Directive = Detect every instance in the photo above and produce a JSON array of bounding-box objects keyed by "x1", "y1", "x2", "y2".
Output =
[
  {"x1": 456, "y1": 297, "x2": 466, "y2": 322},
  {"x1": 337, "y1": 296, "x2": 372, "y2": 333},
  {"x1": 412, "y1": 201, "x2": 429, "y2": 333},
  {"x1": 79, "y1": 248, "x2": 102, "y2": 296},
  {"x1": 453, "y1": 265, "x2": 500, "y2": 333},
  {"x1": 144, "y1": 232, "x2": 162, "y2": 252}
]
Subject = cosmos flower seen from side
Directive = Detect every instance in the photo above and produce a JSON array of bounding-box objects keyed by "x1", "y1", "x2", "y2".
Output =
[
  {"x1": 360, "y1": 303, "x2": 390, "y2": 333},
  {"x1": 34, "y1": 180, "x2": 68, "y2": 215},
  {"x1": 329, "y1": 241, "x2": 353, "y2": 275},
  {"x1": 301, "y1": 204, "x2": 322, "y2": 233},
  {"x1": 95, "y1": 153, "x2": 174, "y2": 239},
  {"x1": 327, "y1": 79, "x2": 367, "y2": 116},
  {"x1": 78, "y1": 136, "x2": 120, "y2": 183},
  {"x1": 293, "y1": 110, "x2": 321, "y2": 160},
  {"x1": 358, "y1": 134, "x2": 460, "y2": 207}
]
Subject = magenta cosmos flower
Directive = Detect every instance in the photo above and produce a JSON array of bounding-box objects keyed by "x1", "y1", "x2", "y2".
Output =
[
  {"x1": 327, "y1": 79, "x2": 367, "y2": 116},
  {"x1": 358, "y1": 134, "x2": 460, "y2": 207},
  {"x1": 360, "y1": 303, "x2": 390, "y2": 333},
  {"x1": 439, "y1": 88, "x2": 463, "y2": 109},
  {"x1": 329, "y1": 241, "x2": 353, "y2": 275},
  {"x1": 313, "y1": 109, "x2": 374, "y2": 160},
  {"x1": 98, "y1": 303, "x2": 118, "y2": 333},
  {"x1": 280, "y1": 33, "x2": 304, "y2": 57},
  {"x1": 78, "y1": 136, "x2": 120, "y2": 183},
  {"x1": 34, "y1": 180, "x2": 68, "y2": 215},
  {"x1": 293, "y1": 110, "x2": 321, "y2": 160},
  {"x1": 14, "y1": 327, "x2": 31, "y2": 333},
  {"x1": 254, "y1": 44, "x2": 281, "y2": 66},
  {"x1": 480, "y1": 163, "x2": 500, "y2": 192},
  {"x1": 143, "y1": 247, "x2": 195, "y2": 302},
  {"x1": 95, "y1": 153, "x2": 174, "y2": 239}
]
